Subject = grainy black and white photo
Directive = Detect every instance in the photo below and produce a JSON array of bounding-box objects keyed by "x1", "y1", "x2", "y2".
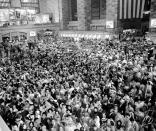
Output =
[{"x1": 0, "y1": 0, "x2": 156, "y2": 131}]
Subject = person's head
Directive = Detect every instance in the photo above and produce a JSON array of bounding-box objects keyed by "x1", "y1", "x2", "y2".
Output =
[
  {"x1": 94, "y1": 107, "x2": 98, "y2": 112},
  {"x1": 114, "y1": 105, "x2": 118, "y2": 114},
  {"x1": 41, "y1": 125, "x2": 47, "y2": 131},
  {"x1": 35, "y1": 110, "x2": 40, "y2": 115},
  {"x1": 80, "y1": 127, "x2": 85, "y2": 131},
  {"x1": 48, "y1": 108, "x2": 52, "y2": 113},
  {"x1": 12, "y1": 124, "x2": 18, "y2": 131},
  {"x1": 42, "y1": 112, "x2": 46, "y2": 119},
  {"x1": 116, "y1": 120, "x2": 122, "y2": 129},
  {"x1": 47, "y1": 118, "x2": 51, "y2": 123},
  {"x1": 29, "y1": 122, "x2": 34, "y2": 128}
]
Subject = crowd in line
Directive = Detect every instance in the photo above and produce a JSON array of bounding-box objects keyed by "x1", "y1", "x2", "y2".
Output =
[{"x1": 0, "y1": 37, "x2": 156, "y2": 131}]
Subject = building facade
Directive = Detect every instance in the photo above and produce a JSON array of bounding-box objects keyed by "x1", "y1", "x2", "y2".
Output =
[
  {"x1": 0, "y1": 0, "x2": 156, "y2": 41},
  {"x1": 59, "y1": 0, "x2": 156, "y2": 34}
]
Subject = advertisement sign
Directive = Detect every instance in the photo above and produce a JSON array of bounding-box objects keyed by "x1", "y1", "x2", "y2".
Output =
[
  {"x1": 106, "y1": 21, "x2": 114, "y2": 28},
  {"x1": 30, "y1": 31, "x2": 36, "y2": 37},
  {"x1": 35, "y1": 14, "x2": 50, "y2": 24},
  {"x1": 42, "y1": 14, "x2": 50, "y2": 23},
  {"x1": 0, "y1": 9, "x2": 9, "y2": 22},
  {"x1": 151, "y1": 19, "x2": 156, "y2": 28}
]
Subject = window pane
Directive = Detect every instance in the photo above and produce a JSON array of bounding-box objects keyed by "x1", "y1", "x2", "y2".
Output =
[
  {"x1": 71, "y1": 0, "x2": 77, "y2": 21},
  {"x1": 91, "y1": 0, "x2": 106, "y2": 20},
  {"x1": 91, "y1": 0, "x2": 100, "y2": 19},
  {"x1": 100, "y1": 0, "x2": 106, "y2": 19}
]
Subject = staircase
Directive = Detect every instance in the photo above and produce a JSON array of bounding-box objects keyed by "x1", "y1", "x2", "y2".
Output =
[{"x1": 0, "y1": 116, "x2": 11, "y2": 131}]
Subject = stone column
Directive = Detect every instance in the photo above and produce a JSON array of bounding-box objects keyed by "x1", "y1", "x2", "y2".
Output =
[
  {"x1": 150, "y1": 0, "x2": 156, "y2": 32},
  {"x1": 106, "y1": 0, "x2": 118, "y2": 32},
  {"x1": 59, "y1": 0, "x2": 70, "y2": 30},
  {"x1": 77, "y1": 0, "x2": 91, "y2": 31}
]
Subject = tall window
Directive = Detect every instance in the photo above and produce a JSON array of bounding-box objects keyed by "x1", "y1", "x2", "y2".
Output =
[
  {"x1": 144, "y1": 0, "x2": 151, "y2": 11},
  {"x1": 142, "y1": 0, "x2": 151, "y2": 21},
  {"x1": 0, "y1": 0, "x2": 11, "y2": 8},
  {"x1": 71, "y1": 0, "x2": 77, "y2": 21},
  {"x1": 91, "y1": 0, "x2": 106, "y2": 20}
]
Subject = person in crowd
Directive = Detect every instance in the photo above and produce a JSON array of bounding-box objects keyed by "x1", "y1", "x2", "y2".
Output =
[{"x1": 0, "y1": 34, "x2": 156, "y2": 131}]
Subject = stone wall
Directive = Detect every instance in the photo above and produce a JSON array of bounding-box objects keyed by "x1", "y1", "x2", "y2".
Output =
[{"x1": 39, "y1": 0, "x2": 60, "y2": 23}]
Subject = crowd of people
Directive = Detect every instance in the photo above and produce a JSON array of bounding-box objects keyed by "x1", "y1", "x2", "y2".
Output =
[{"x1": 0, "y1": 35, "x2": 156, "y2": 131}]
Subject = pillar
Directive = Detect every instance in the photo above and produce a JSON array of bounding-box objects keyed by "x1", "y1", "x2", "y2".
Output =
[
  {"x1": 106, "y1": 0, "x2": 118, "y2": 32},
  {"x1": 150, "y1": 0, "x2": 156, "y2": 32},
  {"x1": 77, "y1": 0, "x2": 91, "y2": 30},
  {"x1": 59, "y1": 0, "x2": 70, "y2": 30}
]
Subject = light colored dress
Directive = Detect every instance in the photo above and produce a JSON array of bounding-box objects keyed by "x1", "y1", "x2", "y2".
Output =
[
  {"x1": 65, "y1": 125, "x2": 76, "y2": 131},
  {"x1": 64, "y1": 117, "x2": 76, "y2": 131}
]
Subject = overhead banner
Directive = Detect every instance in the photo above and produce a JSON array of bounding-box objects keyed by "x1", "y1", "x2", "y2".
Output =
[
  {"x1": 106, "y1": 21, "x2": 114, "y2": 28},
  {"x1": 151, "y1": 19, "x2": 156, "y2": 28}
]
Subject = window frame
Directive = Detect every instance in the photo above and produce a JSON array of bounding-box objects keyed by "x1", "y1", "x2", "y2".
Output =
[
  {"x1": 0, "y1": 0, "x2": 11, "y2": 8},
  {"x1": 91, "y1": 0, "x2": 106, "y2": 20}
]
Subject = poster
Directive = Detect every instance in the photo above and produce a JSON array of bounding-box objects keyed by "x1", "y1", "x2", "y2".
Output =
[
  {"x1": 151, "y1": 19, "x2": 156, "y2": 28},
  {"x1": 0, "y1": 9, "x2": 9, "y2": 22},
  {"x1": 30, "y1": 31, "x2": 36, "y2": 37},
  {"x1": 106, "y1": 21, "x2": 114, "y2": 28},
  {"x1": 42, "y1": 14, "x2": 50, "y2": 23},
  {"x1": 35, "y1": 14, "x2": 50, "y2": 24}
]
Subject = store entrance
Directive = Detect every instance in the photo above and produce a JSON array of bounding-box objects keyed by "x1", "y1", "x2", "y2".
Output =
[{"x1": 2, "y1": 32, "x2": 27, "y2": 42}]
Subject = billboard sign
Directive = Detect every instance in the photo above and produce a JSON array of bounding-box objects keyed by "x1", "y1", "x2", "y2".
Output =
[
  {"x1": 0, "y1": 9, "x2": 9, "y2": 22},
  {"x1": 30, "y1": 31, "x2": 36, "y2": 37},
  {"x1": 151, "y1": 19, "x2": 156, "y2": 28},
  {"x1": 106, "y1": 21, "x2": 114, "y2": 28}
]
